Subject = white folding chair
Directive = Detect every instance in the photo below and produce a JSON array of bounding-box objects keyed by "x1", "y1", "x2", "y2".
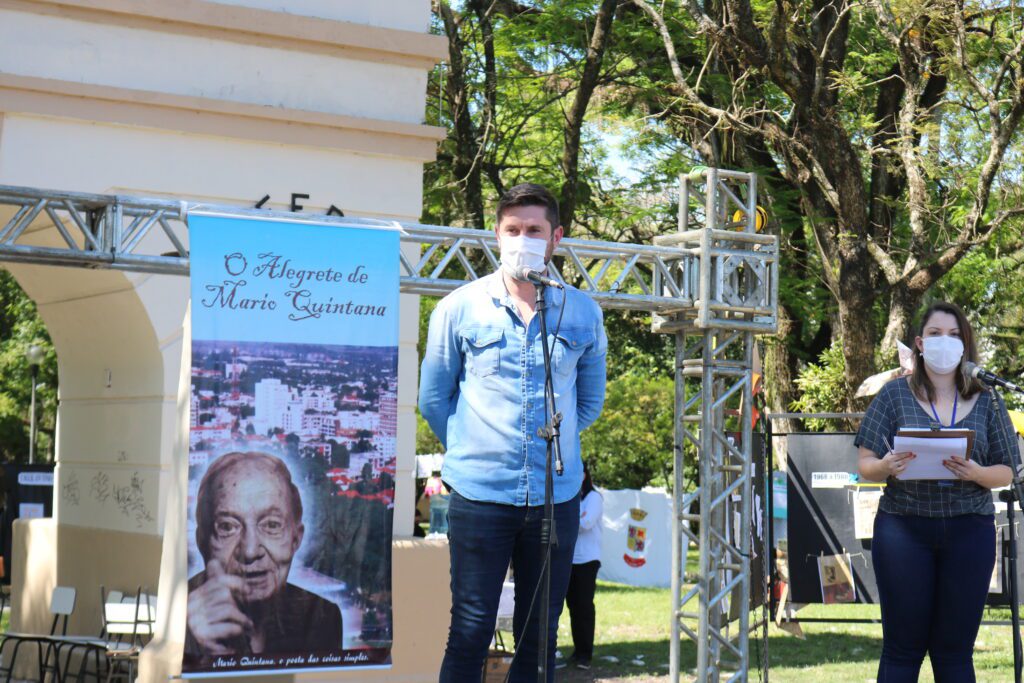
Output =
[
  {"x1": 102, "y1": 589, "x2": 155, "y2": 683},
  {"x1": 52, "y1": 586, "x2": 153, "y2": 683},
  {"x1": 0, "y1": 585, "x2": 76, "y2": 682}
]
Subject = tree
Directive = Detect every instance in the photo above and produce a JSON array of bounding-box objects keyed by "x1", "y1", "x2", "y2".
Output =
[
  {"x1": 628, "y1": 0, "x2": 1024, "y2": 405},
  {"x1": 330, "y1": 440, "x2": 350, "y2": 469},
  {"x1": 932, "y1": 226, "x2": 1024, "y2": 408},
  {"x1": 432, "y1": 0, "x2": 487, "y2": 228},
  {"x1": 426, "y1": 0, "x2": 629, "y2": 234},
  {"x1": 416, "y1": 409, "x2": 443, "y2": 455},
  {"x1": 0, "y1": 271, "x2": 57, "y2": 462},
  {"x1": 284, "y1": 433, "x2": 300, "y2": 459},
  {"x1": 581, "y1": 374, "x2": 680, "y2": 489},
  {"x1": 422, "y1": 0, "x2": 1024, "y2": 487},
  {"x1": 559, "y1": 0, "x2": 621, "y2": 228}
]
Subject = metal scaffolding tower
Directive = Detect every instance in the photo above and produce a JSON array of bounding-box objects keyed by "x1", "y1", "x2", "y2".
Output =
[
  {"x1": 0, "y1": 170, "x2": 778, "y2": 681},
  {"x1": 654, "y1": 169, "x2": 778, "y2": 682}
]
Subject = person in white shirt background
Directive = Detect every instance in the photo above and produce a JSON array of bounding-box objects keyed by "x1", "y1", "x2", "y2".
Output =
[{"x1": 564, "y1": 461, "x2": 603, "y2": 670}]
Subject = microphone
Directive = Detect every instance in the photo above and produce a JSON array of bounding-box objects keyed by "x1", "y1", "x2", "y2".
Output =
[
  {"x1": 965, "y1": 361, "x2": 1024, "y2": 394},
  {"x1": 513, "y1": 265, "x2": 564, "y2": 289}
]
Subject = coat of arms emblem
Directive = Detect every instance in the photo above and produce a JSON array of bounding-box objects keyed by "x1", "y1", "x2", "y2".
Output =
[{"x1": 624, "y1": 507, "x2": 648, "y2": 568}]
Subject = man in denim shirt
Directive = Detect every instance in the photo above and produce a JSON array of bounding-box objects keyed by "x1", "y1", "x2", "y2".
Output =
[{"x1": 419, "y1": 183, "x2": 607, "y2": 681}]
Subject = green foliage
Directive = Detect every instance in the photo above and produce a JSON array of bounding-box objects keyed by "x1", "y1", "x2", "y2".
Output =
[
  {"x1": 416, "y1": 295, "x2": 445, "y2": 455},
  {"x1": 0, "y1": 270, "x2": 57, "y2": 462},
  {"x1": 417, "y1": 296, "x2": 439, "y2": 367},
  {"x1": 603, "y1": 310, "x2": 674, "y2": 378},
  {"x1": 418, "y1": 0, "x2": 1024, "y2": 482},
  {"x1": 581, "y1": 373, "x2": 682, "y2": 490},
  {"x1": 790, "y1": 341, "x2": 849, "y2": 432},
  {"x1": 295, "y1": 455, "x2": 393, "y2": 605},
  {"x1": 416, "y1": 410, "x2": 443, "y2": 455},
  {"x1": 933, "y1": 241, "x2": 1024, "y2": 409}
]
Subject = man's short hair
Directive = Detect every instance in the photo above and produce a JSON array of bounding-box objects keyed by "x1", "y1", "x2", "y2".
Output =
[
  {"x1": 195, "y1": 451, "x2": 303, "y2": 560},
  {"x1": 496, "y1": 183, "x2": 560, "y2": 232}
]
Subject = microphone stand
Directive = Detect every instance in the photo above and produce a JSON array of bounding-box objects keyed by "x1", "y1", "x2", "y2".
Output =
[
  {"x1": 1004, "y1": 482, "x2": 1023, "y2": 683},
  {"x1": 534, "y1": 281, "x2": 563, "y2": 683},
  {"x1": 993, "y1": 382, "x2": 1024, "y2": 683}
]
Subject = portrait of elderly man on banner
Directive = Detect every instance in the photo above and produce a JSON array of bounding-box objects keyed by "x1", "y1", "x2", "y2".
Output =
[
  {"x1": 184, "y1": 213, "x2": 399, "y2": 676},
  {"x1": 185, "y1": 451, "x2": 342, "y2": 657}
]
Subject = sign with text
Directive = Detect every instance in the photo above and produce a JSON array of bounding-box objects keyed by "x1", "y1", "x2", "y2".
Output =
[
  {"x1": 183, "y1": 213, "x2": 398, "y2": 677},
  {"x1": 17, "y1": 472, "x2": 54, "y2": 486}
]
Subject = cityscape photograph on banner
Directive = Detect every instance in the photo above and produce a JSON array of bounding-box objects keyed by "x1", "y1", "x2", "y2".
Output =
[{"x1": 184, "y1": 213, "x2": 399, "y2": 676}]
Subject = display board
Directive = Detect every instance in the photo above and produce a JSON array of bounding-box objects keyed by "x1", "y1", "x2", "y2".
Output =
[
  {"x1": 598, "y1": 487, "x2": 674, "y2": 587},
  {"x1": 786, "y1": 433, "x2": 878, "y2": 604},
  {"x1": 0, "y1": 464, "x2": 54, "y2": 584}
]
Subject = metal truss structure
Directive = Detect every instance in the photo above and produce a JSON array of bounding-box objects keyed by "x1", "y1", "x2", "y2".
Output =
[
  {"x1": 653, "y1": 169, "x2": 778, "y2": 682},
  {"x1": 0, "y1": 171, "x2": 778, "y2": 682},
  {"x1": 0, "y1": 184, "x2": 703, "y2": 313}
]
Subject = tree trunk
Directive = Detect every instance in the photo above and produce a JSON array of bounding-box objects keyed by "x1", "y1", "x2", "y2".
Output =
[
  {"x1": 559, "y1": 0, "x2": 618, "y2": 230},
  {"x1": 836, "y1": 266, "x2": 877, "y2": 409},
  {"x1": 438, "y1": 2, "x2": 486, "y2": 228},
  {"x1": 881, "y1": 283, "x2": 921, "y2": 359},
  {"x1": 803, "y1": 113, "x2": 879, "y2": 408},
  {"x1": 762, "y1": 305, "x2": 803, "y2": 436}
]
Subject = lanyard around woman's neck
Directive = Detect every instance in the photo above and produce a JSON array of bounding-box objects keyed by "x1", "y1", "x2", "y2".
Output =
[{"x1": 930, "y1": 390, "x2": 958, "y2": 427}]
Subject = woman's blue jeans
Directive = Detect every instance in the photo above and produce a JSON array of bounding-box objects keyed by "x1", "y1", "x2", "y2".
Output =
[
  {"x1": 872, "y1": 509, "x2": 996, "y2": 682},
  {"x1": 439, "y1": 489, "x2": 580, "y2": 682}
]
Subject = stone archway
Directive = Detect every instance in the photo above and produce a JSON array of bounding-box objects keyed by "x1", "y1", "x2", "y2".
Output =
[{"x1": 1, "y1": 235, "x2": 188, "y2": 642}]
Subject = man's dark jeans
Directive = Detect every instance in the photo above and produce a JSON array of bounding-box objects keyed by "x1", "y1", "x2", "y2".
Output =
[
  {"x1": 873, "y1": 509, "x2": 996, "y2": 682},
  {"x1": 440, "y1": 489, "x2": 580, "y2": 682}
]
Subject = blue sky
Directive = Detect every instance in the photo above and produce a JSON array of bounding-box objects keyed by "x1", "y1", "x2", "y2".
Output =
[
  {"x1": 600, "y1": 128, "x2": 645, "y2": 184},
  {"x1": 189, "y1": 214, "x2": 399, "y2": 347}
]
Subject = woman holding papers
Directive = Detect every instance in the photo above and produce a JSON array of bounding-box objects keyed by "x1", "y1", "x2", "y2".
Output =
[{"x1": 856, "y1": 301, "x2": 1016, "y2": 682}]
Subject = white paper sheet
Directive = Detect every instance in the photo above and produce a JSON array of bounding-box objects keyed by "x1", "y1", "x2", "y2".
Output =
[{"x1": 892, "y1": 435, "x2": 967, "y2": 480}]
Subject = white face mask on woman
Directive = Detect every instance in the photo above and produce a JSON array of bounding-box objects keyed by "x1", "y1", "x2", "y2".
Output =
[
  {"x1": 499, "y1": 234, "x2": 548, "y2": 280},
  {"x1": 921, "y1": 335, "x2": 964, "y2": 374}
]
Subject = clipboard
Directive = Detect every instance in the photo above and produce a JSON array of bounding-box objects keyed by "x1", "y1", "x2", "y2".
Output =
[
  {"x1": 897, "y1": 429, "x2": 975, "y2": 459},
  {"x1": 893, "y1": 429, "x2": 974, "y2": 480}
]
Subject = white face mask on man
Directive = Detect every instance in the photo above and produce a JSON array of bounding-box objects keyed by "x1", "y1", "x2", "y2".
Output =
[
  {"x1": 921, "y1": 335, "x2": 964, "y2": 374},
  {"x1": 499, "y1": 234, "x2": 548, "y2": 280}
]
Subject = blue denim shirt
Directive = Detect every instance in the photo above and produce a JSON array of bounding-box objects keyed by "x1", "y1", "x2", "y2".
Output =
[{"x1": 418, "y1": 271, "x2": 608, "y2": 506}]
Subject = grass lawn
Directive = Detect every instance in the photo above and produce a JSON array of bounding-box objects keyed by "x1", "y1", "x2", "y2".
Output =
[{"x1": 550, "y1": 582, "x2": 1017, "y2": 682}]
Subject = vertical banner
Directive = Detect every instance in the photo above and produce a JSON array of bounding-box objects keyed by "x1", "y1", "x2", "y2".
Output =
[{"x1": 184, "y1": 213, "x2": 398, "y2": 676}]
